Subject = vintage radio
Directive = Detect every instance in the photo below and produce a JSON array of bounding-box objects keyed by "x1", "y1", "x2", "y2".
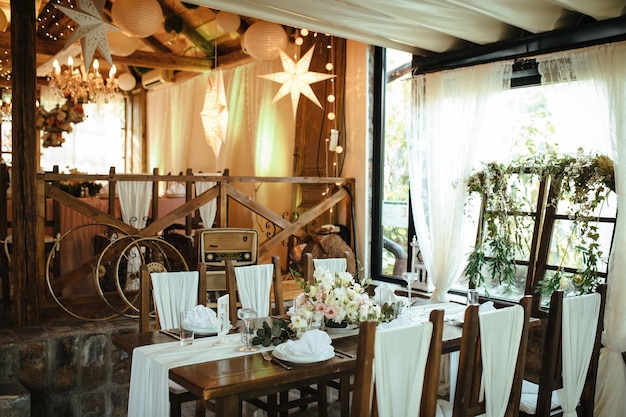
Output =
[{"x1": 196, "y1": 228, "x2": 258, "y2": 267}]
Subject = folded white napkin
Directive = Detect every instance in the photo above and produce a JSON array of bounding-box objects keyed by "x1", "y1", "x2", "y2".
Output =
[
  {"x1": 374, "y1": 283, "x2": 397, "y2": 305},
  {"x1": 282, "y1": 329, "x2": 332, "y2": 356},
  {"x1": 166, "y1": 183, "x2": 185, "y2": 195},
  {"x1": 189, "y1": 305, "x2": 218, "y2": 328}
]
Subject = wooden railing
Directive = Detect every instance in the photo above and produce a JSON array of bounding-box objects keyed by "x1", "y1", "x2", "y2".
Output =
[{"x1": 2, "y1": 164, "x2": 355, "y2": 322}]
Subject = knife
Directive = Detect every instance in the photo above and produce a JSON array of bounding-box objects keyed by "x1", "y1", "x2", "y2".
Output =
[{"x1": 333, "y1": 349, "x2": 355, "y2": 359}]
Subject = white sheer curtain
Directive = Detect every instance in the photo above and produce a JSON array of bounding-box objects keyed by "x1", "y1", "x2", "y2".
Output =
[
  {"x1": 407, "y1": 61, "x2": 513, "y2": 301},
  {"x1": 535, "y1": 41, "x2": 626, "y2": 417},
  {"x1": 117, "y1": 181, "x2": 152, "y2": 229},
  {"x1": 146, "y1": 59, "x2": 294, "y2": 177},
  {"x1": 194, "y1": 176, "x2": 218, "y2": 229},
  {"x1": 146, "y1": 74, "x2": 211, "y2": 176}
]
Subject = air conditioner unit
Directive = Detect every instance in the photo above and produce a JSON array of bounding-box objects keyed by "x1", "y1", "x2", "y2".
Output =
[{"x1": 141, "y1": 68, "x2": 174, "y2": 89}]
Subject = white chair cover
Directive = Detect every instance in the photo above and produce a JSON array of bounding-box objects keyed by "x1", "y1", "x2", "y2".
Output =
[
  {"x1": 195, "y1": 176, "x2": 218, "y2": 229},
  {"x1": 558, "y1": 292, "x2": 601, "y2": 417},
  {"x1": 374, "y1": 321, "x2": 434, "y2": 417},
  {"x1": 118, "y1": 181, "x2": 152, "y2": 281},
  {"x1": 438, "y1": 305, "x2": 524, "y2": 417},
  {"x1": 150, "y1": 271, "x2": 199, "y2": 330},
  {"x1": 479, "y1": 305, "x2": 524, "y2": 417},
  {"x1": 313, "y1": 257, "x2": 347, "y2": 274},
  {"x1": 118, "y1": 181, "x2": 152, "y2": 229},
  {"x1": 234, "y1": 264, "x2": 274, "y2": 317}
]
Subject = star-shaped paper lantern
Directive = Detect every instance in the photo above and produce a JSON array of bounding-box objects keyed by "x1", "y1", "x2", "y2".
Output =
[
  {"x1": 259, "y1": 45, "x2": 336, "y2": 119},
  {"x1": 56, "y1": 0, "x2": 120, "y2": 68},
  {"x1": 201, "y1": 70, "x2": 229, "y2": 159}
]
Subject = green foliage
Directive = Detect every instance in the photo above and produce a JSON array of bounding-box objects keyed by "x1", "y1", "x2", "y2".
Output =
[
  {"x1": 465, "y1": 150, "x2": 614, "y2": 297},
  {"x1": 379, "y1": 301, "x2": 403, "y2": 322},
  {"x1": 59, "y1": 181, "x2": 102, "y2": 197},
  {"x1": 251, "y1": 319, "x2": 294, "y2": 347}
]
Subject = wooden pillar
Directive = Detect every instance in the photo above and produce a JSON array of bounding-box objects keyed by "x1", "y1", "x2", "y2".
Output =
[{"x1": 11, "y1": 0, "x2": 39, "y2": 325}]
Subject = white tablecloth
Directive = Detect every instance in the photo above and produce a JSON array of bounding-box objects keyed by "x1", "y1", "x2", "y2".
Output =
[{"x1": 377, "y1": 302, "x2": 467, "y2": 329}]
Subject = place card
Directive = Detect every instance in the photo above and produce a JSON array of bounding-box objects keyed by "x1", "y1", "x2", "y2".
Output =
[{"x1": 214, "y1": 294, "x2": 233, "y2": 345}]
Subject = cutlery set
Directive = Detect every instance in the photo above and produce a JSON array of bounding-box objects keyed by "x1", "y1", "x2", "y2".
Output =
[{"x1": 261, "y1": 350, "x2": 293, "y2": 370}]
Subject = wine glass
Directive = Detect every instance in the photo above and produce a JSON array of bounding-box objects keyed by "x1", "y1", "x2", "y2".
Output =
[
  {"x1": 402, "y1": 272, "x2": 419, "y2": 315},
  {"x1": 237, "y1": 308, "x2": 258, "y2": 352}
]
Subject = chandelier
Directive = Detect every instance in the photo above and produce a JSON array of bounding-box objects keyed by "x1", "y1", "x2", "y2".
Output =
[{"x1": 49, "y1": 56, "x2": 119, "y2": 104}]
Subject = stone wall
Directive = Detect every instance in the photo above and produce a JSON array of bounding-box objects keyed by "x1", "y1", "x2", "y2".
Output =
[{"x1": 0, "y1": 318, "x2": 136, "y2": 417}]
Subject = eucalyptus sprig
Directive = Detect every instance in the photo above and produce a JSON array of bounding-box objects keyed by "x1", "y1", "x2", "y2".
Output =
[{"x1": 251, "y1": 319, "x2": 294, "y2": 347}]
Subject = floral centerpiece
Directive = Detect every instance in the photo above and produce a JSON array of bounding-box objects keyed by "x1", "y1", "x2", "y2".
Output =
[
  {"x1": 35, "y1": 99, "x2": 86, "y2": 148},
  {"x1": 289, "y1": 267, "x2": 381, "y2": 336}
]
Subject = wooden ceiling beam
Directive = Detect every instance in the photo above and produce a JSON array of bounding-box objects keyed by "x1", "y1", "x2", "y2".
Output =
[{"x1": 0, "y1": 32, "x2": 215, "y2": 73}]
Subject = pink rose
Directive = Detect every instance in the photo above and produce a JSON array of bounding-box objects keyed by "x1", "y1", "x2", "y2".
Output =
[{"x1": 325, "y1": 305, "x2": 339, "y2": 319}]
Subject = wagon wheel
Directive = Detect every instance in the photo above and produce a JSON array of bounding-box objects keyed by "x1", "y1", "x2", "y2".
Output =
[
  {"x1": 95, "y1": 235, "x2": 189, "y2": 318},
  {"x1": 45, "y1": 222, "x2": 129, "y2": 321}
]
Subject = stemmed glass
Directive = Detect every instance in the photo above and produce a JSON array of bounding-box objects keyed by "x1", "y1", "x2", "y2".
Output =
[
  {"x1": 237, "y1": 308, "x2": 258, "y2": 352},
  {"x1": 402, "y1": 272, "x2": 419, "y2": 316}
]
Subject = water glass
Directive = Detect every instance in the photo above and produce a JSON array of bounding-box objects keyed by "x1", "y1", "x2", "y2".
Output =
[
  {"x1": 237, "y1": 308, "x2": 258, "y2": 352},
  {"x1": 402, "y1": 272, "x2": 419, "y2": 314},
  {"x1": 179, "y1": 311, "x2": 195, "y2": 346},
  {"x1": 466, "y1": 289, "x2": 480, "y2": 306},
  {"x1": 308, "y1": 311, "x2": 325, "y2": 331}
]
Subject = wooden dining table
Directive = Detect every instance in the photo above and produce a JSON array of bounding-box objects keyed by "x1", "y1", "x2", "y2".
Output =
[{"x1": 112, "y1": 302, "x2": 478, "y2": 417}]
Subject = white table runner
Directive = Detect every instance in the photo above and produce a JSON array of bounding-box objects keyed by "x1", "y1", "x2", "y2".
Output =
[
  {"x1": 128, "y1": 333, "x2": 273, "y2": 417},
  {"x1": 128, "y1": 302, "x2": 467, "y2": 417}
]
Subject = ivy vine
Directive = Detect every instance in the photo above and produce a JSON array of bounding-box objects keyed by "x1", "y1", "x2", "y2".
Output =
[{"x1": 464, "y1": 149, "x2": 614, "y2": 297}]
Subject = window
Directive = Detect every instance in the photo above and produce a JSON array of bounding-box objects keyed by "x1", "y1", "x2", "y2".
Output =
[
  {"x1": 0, "y1": 90, "x2": 12, "y2": 165},
  {"x1": 373, "y1": 50, "x2": 616, "y2": 301},
  {"x1": 372, "y1": 48, "x2": 414, "y2": 280},
  {"x1": 38, "y1": 86, "x2": 126, "y2": 174}
]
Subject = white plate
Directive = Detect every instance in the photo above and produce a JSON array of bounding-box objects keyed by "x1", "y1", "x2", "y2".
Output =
[
  {"x1": 272, "y1": 344, "x2": 335, "y2": 364},
  {"x1": 191, "y1": 325, "x2": 218, "y2": 335}
]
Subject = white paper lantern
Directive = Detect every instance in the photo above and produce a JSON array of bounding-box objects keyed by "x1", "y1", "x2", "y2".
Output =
[
  {"x1": 243, "y1": 22, "x2": 288, "y2": 61},
  {"x1": 107, "y1": 32, "x2": 140, "y2": 57},
  {"x1": 117, "y1": 73, "x2": 137, "y2": 91},
  {"x1": 216, "y1": 11, "x2": 240, "y2": 33},
  {"x1": 0, "y1": 9, "x2": 8, "y2": 32},
  {"x1": 112, "y1": 0, "x2": 163, "y2": 38}
]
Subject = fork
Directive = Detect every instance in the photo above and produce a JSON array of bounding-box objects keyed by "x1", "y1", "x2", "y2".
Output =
[{"x1": 261, "y1": 350, "x2": 292, "y2": 370}]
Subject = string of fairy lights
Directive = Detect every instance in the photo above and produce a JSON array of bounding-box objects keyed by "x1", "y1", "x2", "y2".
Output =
[
  {"x1": 37, "y1": 0, "x2": 76, "y2": 41},
  {"x1": 293, "y1": 28, "x2": 344, "y2": 209}
]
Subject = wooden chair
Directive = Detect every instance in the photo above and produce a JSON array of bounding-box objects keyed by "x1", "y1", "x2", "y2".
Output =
[
  {"x1": 350, "y1": 320, "x2": 378, "y2": 417},
  {"x1": 138, "y1": 263, "x2": 208, "y2": 417},
  {"x1": 350, "y1": 310, "x2": 444, "y2": 417},
  {"x1": 303, "y1": 251, "x2": 356, "y2": 284},
  {"x1": 225, "y1": 256, "x2": 283, "y2": 324},
  {"x1": 139, "y1": 262, "x2": 207, "y2": 333},
  {"x1": 226, "y1": 256, "x2": 327, "y2": 417},
  {"x1": 519, "y1": 284, "x2": 606, "y2": 417},
  {"x1": 438, "y1": 296, "x2": 532, "y2": 417}
]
